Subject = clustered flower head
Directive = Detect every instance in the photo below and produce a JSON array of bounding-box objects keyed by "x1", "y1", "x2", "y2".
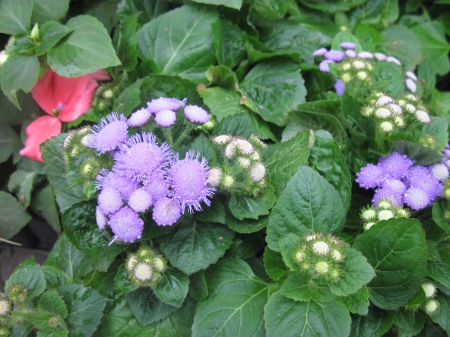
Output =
[
  {"x1": 211, "y1": 134, "x2": 268, "y2": 197},
  {"x1": 291, "y1": 232, "x2": 346, "y2": 283},
  {"x1": 312, "y1": 42, "x2": 417, "y2": 96},
  {"x1": 356, "y1": 152, "x2": 445, "y2": 218},
  {"x1": 125, "y1": 246, "x2": 167, "y2": 287}
]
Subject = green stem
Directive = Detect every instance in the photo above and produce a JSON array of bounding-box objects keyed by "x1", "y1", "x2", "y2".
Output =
[
  {"x1": 163, "y1": 128, "x2": 173, "y2": 146},
  {"x1": 173, "y1": 124, "x2": 193, "y2": 148}
]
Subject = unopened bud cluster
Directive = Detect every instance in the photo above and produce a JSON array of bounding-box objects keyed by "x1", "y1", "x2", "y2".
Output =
[
  {"x1": 360, "y1": 200, "x2": 410, "y2": 230},
  {"x1": 291, "y1": 232, "x2": 346, "y2": 283},
  {"x1": 361, "y1": 93, "x2": 431, "y2": 135},
  {"x1": 210, "y1": 134, "x2": 268, "y2": 197},
  {"x1": 92, "y1": 83, "x2": 120, "y2": 112},
  {"x1": 337, "y1": 58, "x2": 374, "y2": 85},
  {"x1": 125, "y1": 246, "x2": 167, "y2": 287}
]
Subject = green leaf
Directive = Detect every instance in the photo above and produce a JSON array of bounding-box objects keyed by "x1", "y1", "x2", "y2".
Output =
[
  {"x1": 266, "y1": 166, "x2": 346, "y2": 251},
  {"x1": 6, "y1": 257, "x2": 46, "y2": 297},
  {"x1": 213, "y1": 112, "x2": 276, "y2": 141},
  {"x1": 421, "y1": 117, "x2": 448, "y2": 152},
  {"x1": 85, "y1": 2, "x2": 118, "y2": 34},
  {"x1": 0, "y1": 0, "x2": 32, "y2": 34},
  {"x1": 113, "y1": 79, "x2": 142, "y2": 116},
  {"x1": 278, "y1": 233, "x2": 302, "y2": 271},
  {"x1": 198, "y1": 87, "x2": 246, "y2": 122},
  {"x1": 195, "y1": 196, "x2": 226, "y2": 224},
  {"x1": 264, "y1": 291, "x2": 351, "y2": 337},
  {"x1": 205, "y1": 65, "x2": 238, "y2": 89},
  {"x1": 159, "y1": 218, "x2": 234, "y2": 275},
  {"x1": 329, "y1": 246, "x2": 375, "y2": 296},
  {"x1": 394, "y1": 308, "x2": 426, "y2": 337},
  {"x1": 193, "y1": 258, "x2": 269, "y2": 337},
  {"x1": 353, "y1": 219, "x2": 427, "y2": 310},
  {"x1": 7, "y1": 170, "x2": 39, "y2": 208},
  {"x1": 58, "y1": 284, "x2": 107, "y2": 337},
  {"x1": 0, "y1": 191, "x2": 31, "y2": 239},
  {"x1": 36, "y1": 21, "x2": 73, "y2": 56},
  {"x1": 350, "y1": 306, "x2": 396, "y2": 337},
  {"x1": 263, "y1": 247, "x2": 288, "y2": 281},
  {"x1": 117, "y1": 0, "x2": 169, "y2": 26},
  {"x1": 189, "y1": 270, "x2": 208, "y2": 301},
  {"x1": 114, "y1": 264, "x2": 137, "y2": 293},
  {"x1": 413, "y1": 21, "x2": 450, "y2": 76},
  {"x1": 6, "y1": 36, "x2": 35, "y2": 54},
  {"x1": 1, "y1": 54, "x2": 39, "y2": 93},
  {"x1": 31, "y1": 313, "x2": 68, "y2": 333},
  {"x1": 0, "y1": 124, "x2": 20, "y2": 163},
  {"x1": 154, "y1": 268, "x2": 189, "y2": 307},
  {"x1": 432, "y1": 201, "x2": 450, "y2": 234},
  {"x1": 249, "y1": 0, "x2": 288, "y2": 26},
  {"x1": 355, "y1": 24, "x2": 381, "y2": 51},
  {"x1": 211, "y1": 20, "x2": 246, "y2": 68},
  {"x1": 225, "y1": 211, "x2": 269, "y2": 233},
  {"x1": 190, "y1": 133, "x2": 218, "y2": 166},
  {"x1": 30, "y1": 183, "x2": 61, "y2": 234},
  {"x1": 44, "y1": 234, "x2": 94, "y2": 279},
  {"x1": 83, "y1": 261, "x2": 121, "y2": 298},
  {"x1": 63, "y1": 201, "x2": 125, "y2": 272},
  {"x1": 264, "y1": 130, "x2": 313, "y2": 197},
  {"x1": 336, "y1": 286, "x2": 369, "y2": 315},
  {"x1": 430, "y1": 295, "x2": 450, "y2": 333},
  {"x1": 32, "y1": 0, "x2": 69, "y2": 25},
  {"x1": 41, "y1": 266, "x2": 72, "y2": 290},
  {"x1": 41, "y1": 134, "x2": 88, "y2": 212},
  {"x1": 392, "y1": 140, "x2": 442, "y2": 166},
  {"x1": 331, "y1": 31, "x2": 363, "y2": 51},
  {"x1": 372, "y1": 61, "x2": 404, "y2": 98},
  {"x1": 137, "y1": 5, "x2": 218, "y2": 83},
  {"x1": 153, "y1": 296, "x2": 197, "y2": 337},
  {"x1": 39, "y1": 290, "x2": 68, "y2": 318},
  {"x1": 427, "y1": 251, "x2": 450, "y2": 289},
  {"x1": 126, "y1": 287, "x2": 178, "y2": 326},
  {"x1": 229, "y1": 185, "x2": 277, "y2": 220},
  {"x1": 279, "y1": 272, "x2": 336, "y2": 302},
  {"x1": 309, "y1": 130, "x2": 352, "y2": 211},
  {"x1": 240, "y1": 58, "x2": 306, "y2": 126},
  {"x1": 113, "y1": 14, "x2": 138, "y2": 72},
  {"x1": 192, "y1": 0, "x2": 241, "y2": 9},
  {"x1": 47, "y1": 15, "x2": 121, "y2": 77}
]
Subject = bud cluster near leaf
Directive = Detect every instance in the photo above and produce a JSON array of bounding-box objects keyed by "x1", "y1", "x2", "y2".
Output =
[{"x1": 125, "y1": 246, "x2": 167, "y2": 287}]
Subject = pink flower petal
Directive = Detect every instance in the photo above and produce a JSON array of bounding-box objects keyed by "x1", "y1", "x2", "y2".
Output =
[
  {"x1": 19, "y1": 116, "x2": 62, "y2": 162},
  {"x1": 30, "y1": 70, "x2": 58, "y2": 116}
]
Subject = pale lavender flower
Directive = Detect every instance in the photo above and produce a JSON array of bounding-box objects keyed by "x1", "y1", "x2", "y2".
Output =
[
  {"x1": 312, "y1": 48, "x2": 327, "y2": 57},
  {"x1": 319, "y1": 60, "x2": 334, "y2": 73},
  {"x1": 374, "y1": 53, "x2": 387, "y2": 61},
  {"x1": 96, "y1": 206, "x2": 107, "y2": 230},
  {"x1": 382, "y1": 179, "x2": 407, "y2": 195},
  {"x1": 325, "y1": 50, "x2": 345, "y2": 62},
  {"x1": 128, "y1": 108, "x2": 152, "y2": 127},
  {"x1": 98, "y1": 186, "x2": 123, "y2": 215},
  {"x1": 431, "y1": 163, "x2": 449, "y2": 181},
  {"x1": 155, "y1": 109, "x2": 176, "y2": 127},
  {"x1": 92, "y1": 113, "x2": 128, "y2": 153},
  {"x1": 334, "y1": 79, "x2": 345, "y2": 96},
  {"x1": 147, "y1": 97, "x2": 186, "y2": 114},
  {"x1": 372, "y1": 188, "x2": 403, "y2": 208},
  {"x1": 378, "y1": 152, "x2": 414, "y2": 180},
  {"x1": 184, "y1": 105, "x2": 210, "y2": 124},
  {"x1": 95, "y1": 169, "x2": 139, "y2": 201},
  {"x1": 406, "y1": 166, "x2": 442, "y2": 199},
  {"x1": 129, "y1": 189, "x2": 153, "y2": 213},
  {"x1": 356, "y1": 164, "x2": 386, "y2": 189},
  {"x1": 406, "y1": 71, "x2": 418, "y2": 81},
  {"x1": 109, "y1": 206, "x2": 144, "y2": 243},
  {"x1": 339, "y1": 42, "x2": 356, "y2": 49},
  {"x1": 152, "y1": 197, "x2": 181, "y2": 226},
  {"x1": 404, "y1": 187, "x2": 431, "y2": 210},
  {"x1": 406, "y1": 79, "x2": 417, "y2": 93},
  {"x1": 358, "y1": 52, "x2": 374, "y2": 59},
  {"x1": 386, "y1": 56, "x2": 401, "y2": 66},
  {"x1": 142, "y1": 173, "x2": 170, "y2": 201},
  {"x1": 345, "y1": 50, "x2": 357, "y2": 58}
]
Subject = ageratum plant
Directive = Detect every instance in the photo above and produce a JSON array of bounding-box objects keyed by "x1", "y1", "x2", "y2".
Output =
[{"x1": 1, "y1": 0, "x2": 450, "y2": 336}]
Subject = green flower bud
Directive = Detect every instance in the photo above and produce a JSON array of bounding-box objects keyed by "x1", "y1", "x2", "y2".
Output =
[
  {"x1": 0, "y1": 327, "x2": 10, "y2": 336},
  {"x1": 422, "y1": 282, "x2": 437, "y2": 298},
  {"x1": 48, "y1": 316, "x2": 59, "y2": 329},
  {"x1": 222, "y1": 175, "x2": 234, "y2": 187},
  {"x1": 103, "y1": 89, "x2": 114, "y2": 99},
  {"x1": 361, "y1": 208, "x2": 376, "y2": 221},
  {"x1": 315, "y1": 261, "x2": 329, "y2": 275},
  {"x1": 31, "y1": 23, "x2": 40, "y2": 41},
  {"x1": 153, "y1": 256, "x2": 167, "y2": 272},
  {"x1": 126, "y1": 255, "x2": 137, "y2": 271},
  {"x1": 424, "y1": 299, "x2": 439, "y2": 315},
  {"x1": 342, "y1": 73, "x2": 352, "y2": 83}
]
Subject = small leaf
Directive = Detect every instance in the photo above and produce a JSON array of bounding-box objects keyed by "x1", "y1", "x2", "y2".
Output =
[
  {"x1": 263, "y1": 247, "x2": 288, "y2": 281},
  {"x1": 6, "y1": 257, "x2": 46, "y2": 297},
  {"x1": 1, "y1": 54, "x2": 39, "y2": 93},
  {"x1": 229, "y1": 185, "x2": 277, "y2": 220},
  {"x1": 0, "y1": 0, "x2": 32, "y2": 34},
  {"x1": 0, "y1": 124, "x2": 20, "y2": 163},
  {"x1": 41, "y1": 266, "x2": 73, "y2": 290},
  {"x1": 198, "y1": 87, "x2": 246, "y2": 122},
  {"x1": 36, "y1": 21, "x2": 73, "y2": 56},
  {"x1": 30, "y1": 183, "x2": 61, "y2": 234},
  {"x1": 336, "y1": 286, "x2": 369, "y2": 315},
  {"x1": 7, "y1": 170, "x2": 39, "y2": 208},
  {"x1": 154, "y1": 268, "x2": 189, "y2": 307},
  {"x1": 211, "y1": 20, "x2": 246, "y2": 68},
  {"x1": 189, "y1": 270, "x2": 208, "y2": 301},
  {"x1": 427, "y1": 251, "x2": 450, "y2": 289},
  {"x1": 113, "y1": 14, "x2": 139, "y2": 72},
  {"x1": 113, "y1": 79, "x2": 142, "y2": 116},
  {"x1": 430, "y1": 294, "x2": 450, "y2": 333},
  {"x1": 0, "y1": 191, "x2": 31, "y2": 240},
  {"x1": 32, "y1": 0, "x2": 69, "y2": 25},
  {"x1": 39, "y1": 290, "x2": 68, "y2": 318},
  {"x1": 225, "y1": 211, "x2": 269, "y2": 233},
  {"x1": 191, "y1": 0, "x2": 242, "y2": 9},
  {"x1": 114, "y1": 265, "x2": 137, "y2": 293},
  {"x1": 279, "y1": 272, "x2": 336, "y2": 302},
  {"x1": 350, "y1": 306, "x2": 396, "y2": 337}
]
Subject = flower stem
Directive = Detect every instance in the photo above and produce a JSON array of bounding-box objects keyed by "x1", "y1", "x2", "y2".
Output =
[
  {"x1": 163, "y1": 128, "x2": 173, "y2": 146},
  {"x1": 173, "y1": 124, "x2": 193, "y2": 147}
]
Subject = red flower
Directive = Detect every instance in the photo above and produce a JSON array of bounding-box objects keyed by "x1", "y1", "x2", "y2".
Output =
[{"x1": 19, "y1": 68, "x2": 110, "y2": 162}]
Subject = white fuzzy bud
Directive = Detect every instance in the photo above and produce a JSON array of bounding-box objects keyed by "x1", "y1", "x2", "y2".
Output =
[
  {"x1": 361, "y1": 107, "x2": 374, "y2": 117},
  {"x1": 431, "y1": 164, "x2": 449, "y2": 181},
  {"x1": 406, "y1": 78, "x2": 417, "y2": 93},
  {"x1": 364, "y1": 222, "x2": 376, "y2": 230},
  {"x1": 238, "y1": 157, "x2": 251, "y2": 168},
  {"x1": 134, "y1": 263, "x2": 152, "y2": 281},
  {"x1": 378, "y1": 210, "x2": 394, "y2": 221},
  {"x1": 251, "y1": 163, "x2": 265, "y2": 182},
  {"x1": 312, "y1": 241, "x2": 329, "y2": 255},
  {"x1": 406, "y1": 72, "x2": 418, "y2": 82},
  {"x1": 223, "y1": 175, "x2": 234, "y2": 187},
  {"x1": 415, "y1": 110, "x2": 431, "y2": 123},
  {"x1": 388, "y1": 104, "x2": 402, "y2": 116},
  {"x1": 394, "y1": 116, "x2": 405, "y2": 127},
  {"x1": 127, "y1": 256, "x2": 137, "y2": 271},
  {"x1": 375, "y1": 108, "x2": 391, "y2": 118},
  {"x1": 380, "y1": 121, "x2": 393, "y2": 132},
  {"x1": 306, "y1": 235, "x2": 316, "y2": 242},
  {"x1": 357, "y1": 71, "x2": 368, "y2": 80},
  {"x1": 425, "y1": 299, "x2": 439, "y2": 315},
  {"x1": 342, "y1": 63, "x2": 351, "y2": 71},
  {"x1": 376, "y1": 96, "x2": 394, "y2": 106},
  {"x1": 0, "y1": 300, "x2": 9, "y2": 316},
  {"x1": 208, "y1": 167, "x2": 222, "y2": 187},
  {"x1": 342, "y1": 73, "x2": 352, "y2": 83},
  {"x1": 315, "y1": 261, "x2": 329, "y2": 274},
  {"x1": 214, "y1": 135, "x2": 231, "y2": 145},
  {"x1": 374, "y1": 52, "x2": 386, "y2": 61},
  {"x1": 404, "y1": 103, "x2": 416, "y2": 113},
  {"x1": 422, "y1": 282, "x2": 437, "y2": 298},
  {"x1": 352, "y1": 60, "x2": 365, "y2": 69},
  {"x1": 251, "y1": 152, "x2": 260, "y2": 160},
  {"x1": 331, "y1": 250, "x2": 342, "y2": 261},
  {"x1": 362, "y1": 209, "x2": 376, "y2": 220}
]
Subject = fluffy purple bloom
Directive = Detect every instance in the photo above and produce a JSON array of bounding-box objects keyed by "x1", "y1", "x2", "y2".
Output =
[
  {"x1": 143, "y1": 173, "x2": 170, "y2": 201},
  {"x1": 312, "y1": 48, "x2": 327, "y2": 57},
  {"x1": 325, "y1": 50, "x2": 345, "y2": 62},
  {"x1": 372, "y1": 188, "x2": 403, "y2": 208},
  {"x1": 382, "y1": 179, "x2": 407, "y2": 195},
  {"x1": 319, "y1": 60, "x2": 334, "y2": 73},
  {"x1": 129, "y1": 189, "x2": 152, "y2": 213},
  {"x1": 184, "y1": 105, "x2": 210, "y2": 124},
  {"x1": 431, "y1": 163, "x2": 449, "y2": 181},
  {"x1": 95, "y1": 169, "x2": 139, "y2": 201},
  {"x1": 96, "y1": 206, "x2": 107, "y2": 230},
  {"x1": 92, "y1": 113, "x2": 128, "y2": 153},
  {"x1": 358, "y1": 51, "x2": 374, "y2": 59},
  {"x1": 339, "y1": 42, "x2": 356, "y2": 49},
  {"x1": 109, "y1": 206, "x2": 144, "y2": 243},
  {"x1": 334, "y1": 79, "x2": 345, "y2": 96},
  {"x1": 345, "y1": 50, "x2": 357, "y2": 58},
  {"x1": 128, "y1": 108, "x2": 152, "y2": 127},
  {"x1": 98, "y1": 186, "x2": 123, "y2": 215},
  {"x1": 113, "y1": 132, "x2": 172, "y2": 182},
  {"x1": 378, "y1": 152, "x2": 414, "y2": 180},
  {"x1": 152, "y1": 197, "x2": 181, "y2": 226},
  {"x1": 356, "y1": 164, "x2": 386, "y2": 189},
  {"x1": 147, "y1": 97, "x2": 186, "y2": 114},
  {"x1": 406, "y1": 166, "x2": 443, "y2": 199},
  {"x1": 374, "y1": 52, "x2": 387, "y2": 61},
  {"x1": 155, "y1": 109, "x2": 176, "y2": 127},
  {"x1": 169, "y1": 150, "x2": 215, "y2": 213},
  {"x1": 404, "y1": 187, "x2": 431, "y2": 210}
]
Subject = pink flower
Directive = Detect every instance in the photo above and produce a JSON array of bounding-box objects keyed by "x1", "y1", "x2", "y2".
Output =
[{"x1": 20, "y1": 68, "x2": 110, "y2": 162}]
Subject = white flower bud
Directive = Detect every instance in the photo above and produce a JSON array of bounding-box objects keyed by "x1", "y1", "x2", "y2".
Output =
[
  {"x1": 153, "y1": 257, "x2": 165, "y2": 271},
  {"x1": 0, "y1": 300, "x2": 10, "y2": 316},
  {"x1": 380, "y1": 121, "x2": 393, "y2": 132},
  {"x1": 388, "y1": 104, "x2": 402, "y2": 116},
  {"x1": 422, "y1": 282, "x2": 436, "y2": 298},
  {"x1": 312, "y1": 241, "x2": 329, "y2": 255},
  {"x1": 342, "y1": 73, "x2": 352, "y2": 83},
  {"x1": 405, "y1": 94, "x2": 417, "y2": 101},
  {"x1": 352, "y1": 60, "x2": 365, "y2": 69},
  {"x1": 31, "y1": 23, "x2": 40, "y2": 41},
  {"x1": 364, "y1": 222, "x2": 376, "y2": 230},
  {"x1": 425, "y1": 299, "x2": 439, "y2": 315},
  {"x1": 361, "y1": 107, "x2": 374, "y2": 117},
  {"x1": 358, "y1": 51, "x2": 374, "y2": 59},
  {"x1": 223, "y1": 174, "x2": 234, "y2": 187},
  {"x1": 374, "y1": 52, "x2": 386, "y2": 61},
  {"x1": 406, "y1": 78, "x2": 417, "y2": 93},
  {"x1": 357, "y1": 71, "x2": 368, "y2": 80},
  {"x1": 375, "y1": 108, "x2": 391, "y2": 118},
  {"x1": 394, "y1": 116, "x2": 405, "y2": 127},
  {"x1": 208, "y1": 167, "x2": 222, "y2": 187},
  {"x1": 431, "y1": 164, "x2": 449, "y2": 181},
  {"x1": 331, "y1": 250, "x2": 342, "y2": 261},
  {"x1": 342, "y1": 63, "x2": 351, "y2": 70},
  {"x1": 0, "y1": 51, "x2": 8, "y2": 67},
  {"x1": 127, "y1": 255, "x2": 137, "y2": 271},
  {"x1": 251, "y1": 152, "x2": 260, "y2": 160},
  {"x1": 315, "y1": 261, "x2": 329, "y2": 274},
  {"x1": 214, "y1": 135, "x2": 231, "y2": 145},
  {"x1": 238, "y1": 157, "x2": 251, "y2": 168},
  {"x1": 415, "y1": 110, "x2": 431, "y2": 123},
  {"x1": 376, "y1": 96, "x2": 394, "y2": 106},
  {"x1": 251, "y1": 163, "x2": 265, "y2": 182},
  {"x1": 404, "y1": 103, "x2": 416, "y2": 113},
  {"x1": 81, "y1": 134, "x2": 96, "y2": 147},
  {"x1": 134, "y1": 263, "x2": 152, "y2": 281},
  {"x1": 362, "y1": 209, "x2": 376, "y2": 220},
  {"x1": 295, "y1": 251, "x2": 305, "y2": 262},
  {"x1": 306, "y1": 235, "x2": 316, "y2": 242},
  {"x1": 378, "y1": 210, "x2": 394, "y2": 221},
  {"x1": 378, "y1": 200, "x2": 393, "y2": 209}
]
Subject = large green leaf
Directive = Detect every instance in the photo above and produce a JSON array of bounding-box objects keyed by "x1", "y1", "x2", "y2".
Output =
[
  {"x1": 7, "y1": 170, "x2": 39, "y2": 208},
  {"x1": 229, "y1": 185, "x2": 277, "y2": 220},
  {"x1": 264, "y1": 130, "x2": 313, "y2": 198},
  {"x1": 39, "y1": 290, "x2": 68, "y2": 318},
  {"x1": 279, "y1": 272, "x2": 336, "y2": 302},
  {"x1": 336, "y1": 286, "x2": 369, "y2": 316},
  {"x1": 58, "y1": 284, "x2": 107, "y2": 337},
  {"x1": 41, "y1": 266, "x2": 73, "y2": 290},
  {"x1": 113, "y1": 14, "x2": 139, "y2": 72},
  {"x1": 0, "y1": 124, "x2": 20, "y2": 163},
  {"x1": 392, "y1": 140, "x2": 442, "y2": 166},
  {"x1": 117, "y1": 0, "x2": 169, "y2": 26},
  {"x1": 30, "y1": 183, "x2": 61, "y2": 234},
  {"x1": 36, "y1": 21, "x2": 73, "y2": 56},
  {"x1": 137, "y1": 5, "x2": 218, "y2": 83},
  {"x1": 47, "y1": 15, "x2": 121, "y2": 77},
  {"x1": 211, "y1": 20, "x2": 246, "y2": 68},
  {"x1": 240, "y1": 58, "x2": 306, "y2": 126},
  {"x1": 193, "y1": 258, "x2": 269, "y2": 337},
  {"x1": 0, "y1": 0, "x2": 32, "y2": 34},
  {"x1": 0, "y1": 191, "x2": 31, "y2": 239},
  {"x1": 266, "y1": 166, "x2": 346, "y2": 251},
  {"x1": 353, "y1": 219, "x2": 427, "y2": 310},
  {"x1": 213, "y1": 112, "x2": 276, "y2": 141},
  {"x1": 113, "y1": 79, "x2": 142, "y2": 116},
  {"x1": 1, "y1": 54, "x2": 39, "y2": 93},
  {"x1": 5, "y1": 257, "x2": 46, "y2": 298},
  {"x1": 431, "y1": 295, "x2": 450, "y2": 333},
  {"x1": 264, "y1": 291, "x2": 351, "y2": 337},
  {"x1": 263, "y1": 247, "x2": 288, "y2": 281},
  {"x1": 427, "y1": 250, "x2": 450, "y2": 289},
  {"x1": 421, "y1": 117, "x2": 448, "y2": 152},
  {"x1": 198, "y1": 87, "x2": 246, "y2": 122},
  {"x1": 372, "y1": 62, "x2": 404, "y2": 98},
  {"x1": 159, "y1": 218, "x2": 234, "y2": 275},
  {"x1": 32, "y1": 0, "x2": 69, "y2": 25},
  {"x1": 191, "y1": 0, "x2": 241, "y2": 9},
  {"x1": 350, "y1": 306, "x2": 396, "y2": 337},
  {"x1": 154, "y1": 268, "x2": 190, "y2": 307}
]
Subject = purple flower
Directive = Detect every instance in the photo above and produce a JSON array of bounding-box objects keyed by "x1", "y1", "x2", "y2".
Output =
[
  {"x1": 147, "y1": 97, "x2": 186, "y2": 114},
  {"x1": 358, "y1": 52, "x2": 374, "y2": 59},
  {"x1": 372, "y1": 188, "x2": 403, "y2": 208},
  {"x1": 334, "y1": 79, "x2": 345, "y2": 96},
  {"x1": 109, "y1": 206, "x2": 144, "y2": 243},
  {"x1": 356, "y1": 164, "x2": 386, "y2": 189},
  {"x1": 92, "y1": 113, "x2": 128, "y2": 153},
  {"x1": 152, "y1": 197, "x2": 181, "y2": 226},
  {"x1": 98, "y1": 186, "x2": 123, "y2": 214},
  {"x1": 404, "y1": 187, "x2": 431, "y2": 210},
  {"x1": 169, "y1": 150, "x2": 215, "y2": 213},
  {"x1": 142, "y1": 173, "x2": 170, "y2": 201},
  {"x1": 129, "y1": 189, "x2": 153, "y2": 213},
  {"x1": 184, "y1": 105, "x2": 210, "y2": 124},
  {"x1": 406, "y1": 166, "x2": 442, "y2": 199},
  {"x1": 378, "y1": 152, "x2": 414, "y2": 180},
  {"x1": 345, "y1": 50, "x2": 357, "y2": 58},
  {"x1": 312, "y1": 48, "x2": 327, "y2": 57},
  {"x1": 405, "y1": 79, "x2": 417, "y2": 93},
  {"x1": 128, "y1": 108, "x2": 152, "y2": 127},
  {"x1": 319, "y1": 60, "x2": 334, "y2": 73},
  {"x1": 113, "y1": 132, "x2": 172, "y2": 182},
  {"x1": 374, "y1": 52, "x2": 387, "y2": 61},
  {"x1": 431, "y1": 163, "x2": 449, "y2": 181},
  {"x1": 96, "y1": 206, "x2": 107, "y2": 230},
  {"x1": 95, "y1": 169, "x2": 139, "y2": 201},
  {"x1": 155, "y1": 109, "x2": 176, "y2": 127},
  {"x1": 325, "y1": 50, "x2": 345, "y2": 62},
  {"x1": 382, "y1": 179, "x2": 407, "y2": 195},
  {"x1": 339, "y1": 42, "x2": 356, "y2": 50}
]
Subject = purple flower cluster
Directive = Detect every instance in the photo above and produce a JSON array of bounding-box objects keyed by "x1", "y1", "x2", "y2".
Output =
[{"x1": 356, "y1": 152, "x2": 444, "y2": 210}]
